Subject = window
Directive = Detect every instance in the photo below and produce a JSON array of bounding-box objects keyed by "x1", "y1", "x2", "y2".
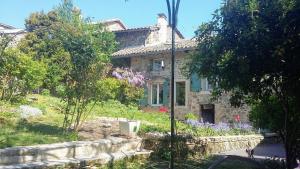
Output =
[
  {"x1": 176, "y1": 81, "x2": 186, "y2": 106},
  {"x1": 151, "y1": 83, "x2": 163, "y2": 105},
  {"x1": 152, "y1": 60, "x2": 163, "y2": 71},
  {"x1": 201, "y1": 78, "x2": 213, "y2": 91}
]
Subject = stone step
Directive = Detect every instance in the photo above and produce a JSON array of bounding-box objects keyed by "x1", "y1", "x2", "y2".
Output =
[
  {"x1": 0, "y1": 137, "x2": 142, "y2": 165},
  {"x1": 0, "y1": 150, "x2": 152, "y2": 169}
]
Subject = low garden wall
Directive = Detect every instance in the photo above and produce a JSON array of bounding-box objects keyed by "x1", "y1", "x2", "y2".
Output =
[
  {"x1": 143, "y1": 134, "x2": 264, "y2": 155},
  {"x1": 0, "y1": 136, "x2": 144, "y2": 168}
]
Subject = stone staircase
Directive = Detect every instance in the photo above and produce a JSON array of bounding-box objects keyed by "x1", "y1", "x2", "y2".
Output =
[{"x1": 0, "y1": 137, "x2": 151, "y2": 169}]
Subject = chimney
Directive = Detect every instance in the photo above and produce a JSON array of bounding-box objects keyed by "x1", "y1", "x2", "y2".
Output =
[{"x1": 157, "y1": 13, "x2": 168, "y2": 43}]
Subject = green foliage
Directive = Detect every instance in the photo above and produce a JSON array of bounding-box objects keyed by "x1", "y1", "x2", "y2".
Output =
[
  {"x1": 188, "y1": 0, "x2": 300, "y2": 168},
  {"x1": 249, "y1": 96, "x2": 284, "y2": 132},
  {"x1": 96, "y1": 77, "x2": 144, "y2": 105},
  {"x1": 41, "y1": 89, "x2": 50, "y2": 96},
  {"x1": 55, "y1": 84, "x2": 66, "y2": 97},
  {"x1": 0, "y1": 48, "x2": 46, "y2": 101},
  {"x1": 96, "y1": 78, "x2": 121, "y2": 101},
  {"x1": 184, "y1": 113, "x2": 198, "y2": 120},
  {"x1": 119, "y1": 80, "x2": 144, "y2": 105},
  {"x1": 49, "y1": 0, "x2": 116, "y2": 131},
  {"x1": 21, "y1": 0, "x2": 116, "y2": 131},
  {"x1": 0, "y1": 34, "x2": 13, "y2": 57},
  {"x1": 0, "y1": 95, "x2": 77, "y2": 148},
  {"x1": 20, "y1": 12, "x2": 72, "y2": 94}
]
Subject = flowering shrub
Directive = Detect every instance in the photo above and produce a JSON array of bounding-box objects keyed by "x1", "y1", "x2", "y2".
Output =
[
  {"x1": 185, "y1": 119, "x2": 254, "y2": 136},
  {"x1": 96, "y1": 68, "x2": 146, "y2": 105},
  {"x1": 112, "y1": 68, "x2": 145, "y2": 87}
]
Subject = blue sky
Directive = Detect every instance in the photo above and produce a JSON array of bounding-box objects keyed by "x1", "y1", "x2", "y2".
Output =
[{"x1": 0, "y1": 0, "x2": 222, "y2": 38}]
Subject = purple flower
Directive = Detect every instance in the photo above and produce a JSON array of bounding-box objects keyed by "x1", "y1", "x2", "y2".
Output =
[
  {"x1": 211, "y1": 122, "x2": 230, "y2": 131},
  {"x1": 112, "y1": 68, "x2": 146, "y2": 87},
  {"x1": 185, "y1": 120, "x2": 253, "y2": 132},
  {"x1": 112, "y1": 71, "x2": 123, "y2": 79}
]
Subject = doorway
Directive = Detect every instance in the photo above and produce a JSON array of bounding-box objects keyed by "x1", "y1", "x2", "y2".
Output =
[{"x1": 200, "y1": 104, "x2": 215, "y2": 124}]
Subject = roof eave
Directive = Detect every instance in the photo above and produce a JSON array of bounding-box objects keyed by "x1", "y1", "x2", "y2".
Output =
[{"x1": 112, "y1": 46, "x2": 196, "y2": 58}]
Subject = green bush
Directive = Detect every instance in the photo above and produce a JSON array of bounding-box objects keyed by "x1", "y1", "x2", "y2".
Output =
[
  {"x1": 96, "y1": 78, "x2": 144, "y2": 105},
  {"x1": 0, "y1": 48, "x2": 46, "y2": 101},
  {"x1": 184, "y1": 113, "x2": 198, "y2": 120},
  {"x1": 41, "y1": 89, "x2": 50, "y2": 96},
  {"x1": 55, "y1": 85, "x2": 66, "y2": 97},
  {"x1": 96, "y1": 78, "x2": 121, "y2": 101}
]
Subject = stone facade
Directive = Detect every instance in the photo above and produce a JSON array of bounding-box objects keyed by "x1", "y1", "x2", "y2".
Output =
[
  {"x1": 110, "y1": 14, "x2": 250, "y2": 123},
  {"x1": 130, "y1": 51, "x2": 249, "y2": 122}
]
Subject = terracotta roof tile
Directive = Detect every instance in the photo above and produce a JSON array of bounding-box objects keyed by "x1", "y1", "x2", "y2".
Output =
[{"x1": 112, "y1": 39, "x2": 197, "y2": 58}]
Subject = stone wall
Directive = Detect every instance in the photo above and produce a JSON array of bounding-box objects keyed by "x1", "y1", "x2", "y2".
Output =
[
  {"x1": 0, "y1": 137, "x2": 142, "y2": 166},
  {"x1": 115, "y1": 31, "x2": 149, "y2": 49},
  {"x1": 131, "y1": 51, "x2": 249, "y2": 122},
  {"x1": 143, "y1": 134, "x2": 264, "y2": 155}
]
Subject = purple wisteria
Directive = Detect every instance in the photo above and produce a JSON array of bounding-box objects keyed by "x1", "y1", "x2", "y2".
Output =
[
  {"x1": 186, "y1": 119, "x2": 252, "y2": 132},
  {"x1": 112, "y1": 68, "x2": 146, "y2": 87}
]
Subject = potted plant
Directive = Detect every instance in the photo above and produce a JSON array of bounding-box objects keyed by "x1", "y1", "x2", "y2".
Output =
[{"x1": 119, "y1": 107, "x2": 141, "y2": 138}]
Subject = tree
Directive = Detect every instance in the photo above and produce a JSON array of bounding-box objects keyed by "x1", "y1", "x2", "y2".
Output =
[
  {"x1": 0, "y1": 48, "x2": 46, "y2": 101},
  {"x1": 53, "y1": 0, "x2": 116, "y2": 131},
  {"x1": 19, "y1": 10, "x2": 72, "y2": 94},
  {"x1": 187, "y1": 0, "x2": 300, "y2": 168}
]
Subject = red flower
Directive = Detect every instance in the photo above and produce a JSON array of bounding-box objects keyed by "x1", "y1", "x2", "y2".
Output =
[
  {"x1": 234, "y1": 115, "x2": 240, "y2": 122},
  {"x1": 159, "y1": 106, "x2": 168, "y2": 113}
]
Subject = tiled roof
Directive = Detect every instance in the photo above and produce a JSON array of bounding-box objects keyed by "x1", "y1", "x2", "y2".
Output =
[
  {"x1": 0, "y1": 29, "x2": 26, "y2": 34},
  {"x1": 113, "y1": 26, "x2": 159, "y2": 33},
  {"x1": 101, "y1": 19, "x2": 127, "y2": 30},
  {"x1": 0, "y1": 23, "x2": 15, "y2": 29},
  {"x1": 112, "y1": 39, "x2": 197, "y2": 58}
]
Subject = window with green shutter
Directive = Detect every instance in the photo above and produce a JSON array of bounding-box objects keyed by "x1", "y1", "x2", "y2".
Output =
[
  {"x1": 148, "y1": 59, "x2": 153, "y2": 71},
  {"x1": 190, "y1": 73, "x2": 201, "y2": 92},
  {"x1": 163, "y1": 78, "x2": 170, "y2": 106},
  {"x1": 140, "y1": 84, "x2": 148, "y2": 106}
]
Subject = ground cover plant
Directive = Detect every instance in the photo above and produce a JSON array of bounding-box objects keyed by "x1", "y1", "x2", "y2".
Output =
[{"x1": 0, "y1": 95, "x2": 77, "y2": 148}]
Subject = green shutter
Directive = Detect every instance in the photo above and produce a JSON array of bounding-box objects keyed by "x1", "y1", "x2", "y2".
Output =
[
  {"x1": 190, "y1": 73, "x2": 201, "y2": 92},
  {"x1": 148, "y1": 59, "x2": 153, "y2": 71},
  {"x1": 140, "y1": 84, "x2": 148, "y2": 106},
  {"x1": 163, "y1": 78, "x2": 170, "y2": 106}
]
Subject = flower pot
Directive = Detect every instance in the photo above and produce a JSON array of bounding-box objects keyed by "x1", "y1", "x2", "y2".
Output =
[{"x1": 119, "y1": 120, "x2": 141, "y2": 137}]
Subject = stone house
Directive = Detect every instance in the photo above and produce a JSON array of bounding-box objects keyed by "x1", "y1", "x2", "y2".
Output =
[
  {"x1": 110, "y1": 14, "x2": 249, "y2": 123},
  {"x1": 0, "y1": 23, "x2": 26, "y2": 46}
]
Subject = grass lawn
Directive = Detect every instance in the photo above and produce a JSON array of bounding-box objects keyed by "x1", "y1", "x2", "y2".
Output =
[
  {"x1": 0, "y1": 95, "x2": 76, "y2": 148},
  {"x1": 0, "y1": 95, "x2": 172, "y2": 148},
  {"x1": 0, "y1": 94, "x2": 255, "y2": 148}
]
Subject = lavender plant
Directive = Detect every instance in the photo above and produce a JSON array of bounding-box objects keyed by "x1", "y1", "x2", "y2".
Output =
[{"x1": 185, "y1": 119, "x2": 254, "y2": 135}]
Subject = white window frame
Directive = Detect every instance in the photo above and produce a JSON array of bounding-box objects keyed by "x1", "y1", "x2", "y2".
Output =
[
  {"x1": 151, "y1": 83, "x2": 163, "y2": 106},
  {"x1": 152, "y1": 59, "x2": 163, "y2": 72},
  {"x1": 202, "y1": 78, "x2": 213, "y2": 91},
  {"x1": 175, "y1": 80, "x2": 187, "y2": 107}
]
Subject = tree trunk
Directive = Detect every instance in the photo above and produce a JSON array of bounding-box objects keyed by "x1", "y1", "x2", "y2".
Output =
[{"x1": 282, "y1": 100, "x2": 297, "y2": 169}]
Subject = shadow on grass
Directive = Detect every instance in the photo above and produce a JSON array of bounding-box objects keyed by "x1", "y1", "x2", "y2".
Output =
[
  {"x1": 15, "y1": 120, "x2": 64, "y2": 135},
  {"x1": 0, "y1": 120, "x2": 77, "y2": 148}
]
